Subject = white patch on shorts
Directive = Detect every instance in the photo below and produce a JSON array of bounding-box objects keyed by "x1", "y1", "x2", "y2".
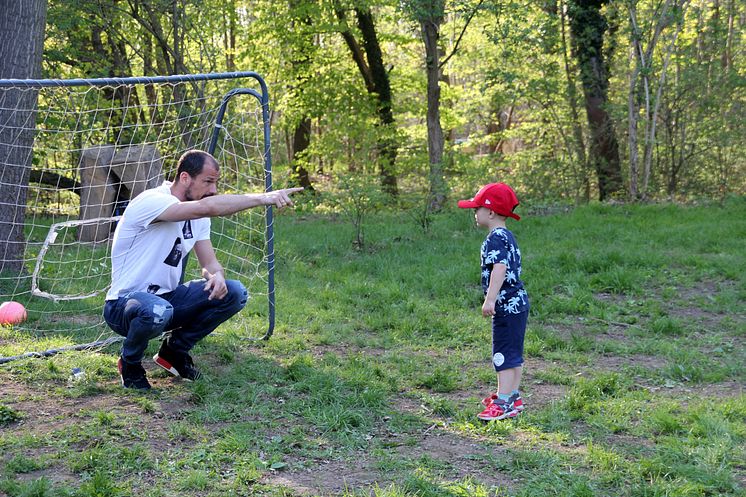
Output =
[{"x1": 492, "y1": 352, "x2": 505, "y2": 367}]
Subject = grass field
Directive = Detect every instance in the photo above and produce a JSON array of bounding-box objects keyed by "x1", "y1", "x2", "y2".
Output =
[{"x1": 1, "y1": 197, "x2": 744, "y2": 497}]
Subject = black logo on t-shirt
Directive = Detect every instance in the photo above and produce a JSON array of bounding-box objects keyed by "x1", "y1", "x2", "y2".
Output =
[
  {"x1": 147, "y1": 284, "x2": 161, "y2": 294},
  {"x1": 182, "y1": 220, "x2": 193, "y2": 239},
  {"x1": 163, "y1": 237, "x2": 183, "y2": 267}
]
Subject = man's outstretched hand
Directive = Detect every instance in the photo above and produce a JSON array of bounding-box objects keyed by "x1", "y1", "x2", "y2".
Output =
[{"x1": 265, "y1": 187, "x2": 304, "y2": 209}]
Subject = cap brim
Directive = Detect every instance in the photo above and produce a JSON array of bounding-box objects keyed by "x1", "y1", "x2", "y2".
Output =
[{"x1": 457, "y1": 199, "x2": 478, "y2": 209}]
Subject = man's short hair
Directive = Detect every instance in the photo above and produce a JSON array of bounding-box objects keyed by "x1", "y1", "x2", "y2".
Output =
[{"x1": 176, "y1": 150, "x2": 218, "y2": 179}]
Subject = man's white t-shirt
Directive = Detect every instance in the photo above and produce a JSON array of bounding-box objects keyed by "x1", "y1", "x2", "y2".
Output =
[{"x1": 106, "y1": 182, "x2": 211, "y2": 301}]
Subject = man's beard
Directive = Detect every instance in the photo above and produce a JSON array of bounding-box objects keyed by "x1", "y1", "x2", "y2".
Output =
[{"x1": 184, "y1": 187, "x2": 214, "y2": 202}]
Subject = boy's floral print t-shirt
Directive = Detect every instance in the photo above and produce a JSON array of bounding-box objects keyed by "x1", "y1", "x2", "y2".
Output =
[{"x1": 480, "y1": 227, "x2": 530, "y2": 316}]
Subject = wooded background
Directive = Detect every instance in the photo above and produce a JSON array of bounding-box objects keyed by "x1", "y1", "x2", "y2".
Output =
[{"x1": 2, "y1": 0, "x2": 745, "y2": 207}]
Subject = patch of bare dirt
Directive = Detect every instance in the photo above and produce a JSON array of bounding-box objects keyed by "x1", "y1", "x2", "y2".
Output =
[
  {"x1": 0, "y1": 369, "x2": 196, "y2": 466},
  {"x1": 10, "y1": 465, "x2": 79, "y2": 487},
  {"x1": 590, "y1": 353, "x2": 668, "y2": 372},
  {"x1": 264, "y1": 428, "x2": 514, "y2": 496},
  {"x1": 597, "y1": 281, "x2": 742, "y2": 332},
  {"x1": 399, "y1": 429, "x2": 515, "y2": 487},
  {"x1": 268, "y1": 466, "x2": 380, "y2": 496}
]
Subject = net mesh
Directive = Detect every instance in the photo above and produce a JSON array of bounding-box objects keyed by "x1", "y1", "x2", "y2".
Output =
[{"x1": 0, "y1": 74, "x2": 273, "y2": 361}]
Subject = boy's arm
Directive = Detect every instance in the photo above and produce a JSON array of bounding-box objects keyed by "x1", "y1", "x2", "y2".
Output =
[{"x1": 482, "y1": 263, "x2": 507, "y2": 317}]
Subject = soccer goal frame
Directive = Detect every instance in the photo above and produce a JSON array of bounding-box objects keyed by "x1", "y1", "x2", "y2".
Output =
[{"x1": 0, "y1": 72, "x2": 278, "y2": 359}]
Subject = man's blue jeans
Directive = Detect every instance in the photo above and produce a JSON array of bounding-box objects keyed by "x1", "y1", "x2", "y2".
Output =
[{"x1": 104, "y1": 279, "x2": 248, "y2": 364}]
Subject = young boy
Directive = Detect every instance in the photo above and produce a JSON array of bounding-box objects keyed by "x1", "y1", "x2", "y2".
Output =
[{"x1": 458, "y1": 183, "x2": 529, "y2": 421}]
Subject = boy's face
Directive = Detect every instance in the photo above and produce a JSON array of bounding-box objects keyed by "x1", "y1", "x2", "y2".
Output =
[{"x1": 474, "y1": 207, "x2": 492, "y2": 227}]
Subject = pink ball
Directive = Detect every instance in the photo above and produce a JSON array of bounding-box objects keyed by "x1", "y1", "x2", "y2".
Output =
[{"x1": 0, "y1": 301, "x2": 27, "y2": 325}]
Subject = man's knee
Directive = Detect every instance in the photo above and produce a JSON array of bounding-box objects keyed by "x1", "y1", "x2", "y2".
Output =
[
  {"x1": 125, "y1": 297, "x2": 173, "y2": 334},
  {"x1": 224, "y1": 280, "x2": 248, "y2": 309}
]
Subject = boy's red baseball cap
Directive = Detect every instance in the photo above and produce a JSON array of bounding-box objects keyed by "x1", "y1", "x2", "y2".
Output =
[{"x1": 457, "y1": 183, "x2": 521, "y2": 220}]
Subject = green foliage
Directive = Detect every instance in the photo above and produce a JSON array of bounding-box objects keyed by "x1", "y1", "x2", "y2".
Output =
[
  {"x1": 32, "y1": 0, "x2": 746, "y2": 201},
  {"x1": 417, "y1": 365, "x2": 460, "y2": 393},
  {"x1": 648, "y1": 316, "x2": 685, "y2": 336},
  {"x1": 5, "y1": 455, "x2": 45, "y2": 474},
  {"x1": 0, "y1": 477, "x2": 56, "y2": 497},
  {"x1": 78, "y1": 472, "x2": 125, "y2": 497},
  {"x1": 324, "y1": 174, "x2": 388, "y2": 249},
  {"x1": 566, "y1": 373, "x2": 634, "y2": 417},
  {"x1": 0, "y1": 404, "x2": 22, "y2": 426}
]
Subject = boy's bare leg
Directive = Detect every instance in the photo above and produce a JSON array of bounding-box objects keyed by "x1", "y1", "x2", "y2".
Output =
[
  {"x1": 497, "y1": 368, "x2": 516, "y2": 395},
  {"x1": 512, "y1": 366, "x2": 523, "y2": 393},
  {"x1": 496, "y1": 366, "x2": 523, "y2": 394}
]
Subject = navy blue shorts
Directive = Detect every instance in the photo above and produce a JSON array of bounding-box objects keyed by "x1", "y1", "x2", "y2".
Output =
[{"x1": 491, "y1": 310, "x2": 528, "y2": 371}]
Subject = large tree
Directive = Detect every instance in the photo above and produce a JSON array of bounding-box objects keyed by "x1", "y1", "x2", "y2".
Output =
[
  {"x1": 287, "y1": 0, "x2": 316, "y2": 191},
  {"x1": 404, "y1": 0, "x2": 484, "y2": 211},
  {"x1": 0, "y1": 0, "x2": 48, "y2": 274},
  {"x1": 568, "y1": 0, "x2": 624, "y2": 200},
  {"x1": 404, "y1": 0, "x2": 448, "y2": 210},
  {"x1": 336, "y1": 4, "x2": 399, "y2": 195}
]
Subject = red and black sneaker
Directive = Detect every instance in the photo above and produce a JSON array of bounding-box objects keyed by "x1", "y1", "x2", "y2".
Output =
[
  {"x1": 117, "y1": 357, "x2": 152, "y2": 390},
  {"x1": 153, "y1": 344, "x2": 202, "y2": 381},
  {"x1": 477, "y1": 399, "x2": 517, "y2": 421},
  {"x1": 482, "y1": 393, "x2": 498, "y2": 407}
]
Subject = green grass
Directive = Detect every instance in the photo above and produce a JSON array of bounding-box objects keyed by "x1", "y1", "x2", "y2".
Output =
[{"x1": 1, "y1": 197, "x2": 745, "y2": 496}]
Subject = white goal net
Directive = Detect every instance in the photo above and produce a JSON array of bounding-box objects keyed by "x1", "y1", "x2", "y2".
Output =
[{"x1": 0, "y1": 73, "x2": 276, "y2": 362}]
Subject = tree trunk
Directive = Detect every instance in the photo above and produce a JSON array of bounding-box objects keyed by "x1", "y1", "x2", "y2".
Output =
[
  {"x1": 355, "y1": 8, "x2": 398, "y2": 195},
  {"x1": 723, "y1": 0, "x2": 734, "y2": 72},
  {"x1": 336, "y1": 6, "x2": 398, "y2": 195},
  {"x1": 418, "y1": 0, "x2": 482, "y2": 197},
  {"x1": 422, "y1": 17, "x2": 447, "y2": 211},
  {"x1": 568, "y1": 0, "x2": 623, "y2": 201},
  {"x1": 0, "y1": 0, "x2": 48, "y2": 274},
  {"x1": 288, "y1": 0, "x2": 315, "y2": 192},
  {"x1": 223, "y1": 0, "x2": 237, "y2": 72},
  {"x1": 641, "y1": 25, "x2": 682, "y2": 199},
  {"x1": 628, "y1": 0, "x2": 688, "y2": 200},
  {"x1": 560, "y1": 0, "x2": 590, "y2": 202},
  {"x1": 89, "y1": 10, "x2": 145, "y2": 144},
  {"x1": 128, "y1": 0, "x2": 204, "y2": 148},
  {"x1": 628, "y1": 45, "x2": 641, "y2": 199},
  {"x1": 142, "y1": 32, "x2": 161, "y2": 123},
  {"x1": 291, "y1": 117, "x2": 314, "y2": 190},
  {"x1": 28, "y1": 170, "x2": 81, "y2": 194}
]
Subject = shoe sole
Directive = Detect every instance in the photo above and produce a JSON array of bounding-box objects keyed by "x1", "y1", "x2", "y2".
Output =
[
  {"x1": 478, "y1": 412, "x2": 516, "y2": 421},
  {"x1": 122, "y1": 382, "x2": 152, "y2": 390},
  {"x1": 117, "y1": 358, "x2": 125, "y2": 387}
]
